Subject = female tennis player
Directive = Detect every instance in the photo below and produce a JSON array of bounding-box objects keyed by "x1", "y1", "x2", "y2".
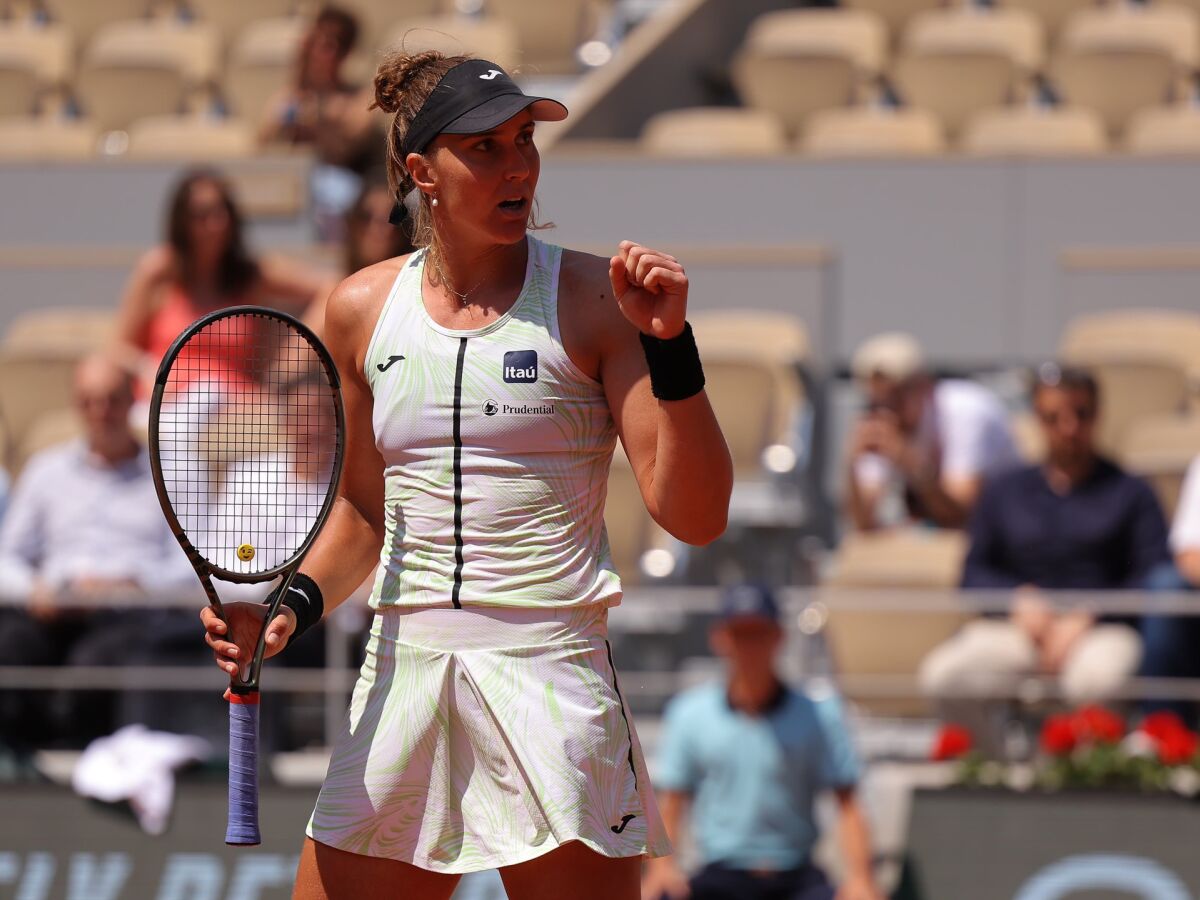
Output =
[{"x1": 201, "y1": 50, "x2": 733, "y2": 900}]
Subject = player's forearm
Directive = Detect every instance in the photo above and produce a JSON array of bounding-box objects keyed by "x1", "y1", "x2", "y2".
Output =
[
  {"x1": 649, "y1": 393, "x2": 732, "y2": 545},
  {"x1": 298, "y1": 497, "x2": 384, "y2": 614}
]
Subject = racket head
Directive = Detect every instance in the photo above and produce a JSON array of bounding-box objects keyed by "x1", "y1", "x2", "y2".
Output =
[{"x1": 148, "y1": 305, "x2": 345, "y2": 584}]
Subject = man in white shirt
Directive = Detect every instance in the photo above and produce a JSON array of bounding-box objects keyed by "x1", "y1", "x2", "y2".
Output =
[
  {"x1": 0, "y1": 353, "x2": 195, "y2": 753},
  {"x1": 844, "y1": 332, "x2": 1020, "y2": 531}
]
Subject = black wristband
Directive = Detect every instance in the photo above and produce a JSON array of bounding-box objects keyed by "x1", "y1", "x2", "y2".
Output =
[
  {"x1": 272, "y1": 572, "x2": 324, "y2": 644},
  {"x1": 639, "y1": 321, "x2": 705, "y2": 402}
]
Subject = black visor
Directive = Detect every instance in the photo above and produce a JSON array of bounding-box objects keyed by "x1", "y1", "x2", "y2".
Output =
[{"x1": 399, "y1": 59, "x2": 568, "y2": 158}]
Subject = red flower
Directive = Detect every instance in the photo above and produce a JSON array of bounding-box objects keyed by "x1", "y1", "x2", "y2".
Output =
[
  {"x1": 1041, "y1": 714, "x2": 1077, "y2": 756},
  {"x1": 931, "y1": 724, "x2": 973, "y2": 761},
  {"x1": 1140, "y1": 711, "x2": 1189, "y2": 743},
  {"x1": 1074, "y1": 705, "x2": 1125, "y2": 745},
  {"x1": 1158, "y1": 728, "x2": 1199, "y2": 766}
]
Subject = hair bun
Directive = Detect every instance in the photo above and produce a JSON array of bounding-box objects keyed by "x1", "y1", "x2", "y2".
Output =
[{"x1": 372, "y1": 49, "x2": 446, "y2": 114}]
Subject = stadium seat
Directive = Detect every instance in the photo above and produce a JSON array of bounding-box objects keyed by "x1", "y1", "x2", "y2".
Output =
[
  {"x1": 382, "y1": 16, "x2": 521, "y2": 74},
  {"x1": 183, "y1": 0, "x2": 297, "y2": 46},
  {"x1": 640, "y1": 107, "x2": 787, "y2": 156},
  {"x1": 340, "y1": 0, "x2": 445, "y2": 40},
  {"x1": 892, "y1": 7, "x2": 1044, "y2": 139},
  {"x1": 1, "y1": 308, "x2": 115, "y2": 350},
  {"x1": 0, "y1": 115, "x2": 98, "y2": 159},
  {"x1": 223, "y1": 15, "x2": 307, "y2": 123},
  {"x1": 38, "y1": 0, "x2": 163, "y2": 49},
  {"x1": 604, "y1": 446, "x2": 652, "y2": 586},
  {"x1": 1127, "y1": 104, "x2": 1200, "y2": 155},
  {"x1": 1118, "y1": 413, "x2": 1200, "y2": 522},
  {"x1": 0, "y1": 348, "x2": 85, "y2": 472},
  {"x1": 1062, "y1": 357, "x2": 1189, "y2": 454},
  {"x1": 484, "y1": 0, "x2": 608, "y2": 74},
  {"x1": 1059, "y1": 308, "x2": 1200, "y2": 391},
  {"x1": 801, "y1": 106, "x2": 945, "y2": 157},
  {"x1": 961, "y1": 105, "x2": 1107, "y2": 156},
  {"x1": 842, "y1": 0, "x2": 945, "y2": 43},
  {"x1": 77, "y1": 19, "x2": 219, "y2": 132},
  {"x1": 10, "y1": 407, "x2": 82, "y2": 478},
  {"x1": 820, "y1": 528, "x2": 971, "y2": 716},
  {"x1": 691, "y1": 311, "x2": 810, "y2": 478},
  {"x1": 126, "y1": 114, "x2": 255, "y2": 159},
  {"x1": 1052, "y1": 4, "x2": 1198, "y2": 138},
  {"x1": 0, "y1": 22, "x2": 72, "y2": 116},
  {"x1": 993, "y1": 0, "x2": 1096, "y2": 42},
  {"x1": 732, "y1": 8, "x2": 888, "y2": 136}
]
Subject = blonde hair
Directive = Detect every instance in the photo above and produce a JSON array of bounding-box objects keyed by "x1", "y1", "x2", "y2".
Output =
[{"x1": 370, "y1": 48, "x2": 549, "y2": 285}]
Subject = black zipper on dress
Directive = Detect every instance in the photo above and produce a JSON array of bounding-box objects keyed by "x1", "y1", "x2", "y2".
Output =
[{"x1": 451, "y1": 337, "x2": 468, "y2": 608}]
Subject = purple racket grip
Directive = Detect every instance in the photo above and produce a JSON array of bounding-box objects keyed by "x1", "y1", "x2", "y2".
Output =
[{"x1": 226, "y1": 692, "x2": 262, "y2": 845}]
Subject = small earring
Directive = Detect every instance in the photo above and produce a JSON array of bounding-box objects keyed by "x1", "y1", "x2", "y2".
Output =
[{"x1": 431, "y1": 196, "x2": 439, "y2": 207}]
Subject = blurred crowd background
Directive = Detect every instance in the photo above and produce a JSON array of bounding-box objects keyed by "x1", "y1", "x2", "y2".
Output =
[{"x1": 5, "y1": 0, "x2": 1200, "y2": 897}]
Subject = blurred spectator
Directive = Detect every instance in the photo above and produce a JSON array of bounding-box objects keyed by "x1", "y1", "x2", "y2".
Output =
[
  {"x1": 1137, "y1": 453, "x2": 1200, "y2": 724},
  {"x1": 0, "y1": 354, "x2": 196, "y2": 753},
  {"x1": 920, "y1": 366, "x2": 1170, "y2": 707},
  {"x1": 343, "y1": 179, "x2": 415, "y2": 275},
  {"x1": 845, "y1": 332, "x2": 1019, "y2": 531},
  {"x1": 258, "y1": 6, "x2": 381, "y2": 241},
  {"x1": 642, "y1": 584, "x2": 882, "y2": 900},
  {"x1": 115, "y1": 169, "x2": 336, "y2": 391}
]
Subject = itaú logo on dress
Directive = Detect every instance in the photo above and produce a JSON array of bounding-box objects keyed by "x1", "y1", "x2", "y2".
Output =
[{"x1": 503, "y1": 350, "x2": 538, "y2": 383}]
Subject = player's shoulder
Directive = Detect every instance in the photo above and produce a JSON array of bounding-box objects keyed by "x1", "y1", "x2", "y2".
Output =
[
  {"x1": 325, "y1": 254, "x2": 413, "y2": 342},
  {"x1": 557, "y1": 245, "x2": 635, "y2": 343}
]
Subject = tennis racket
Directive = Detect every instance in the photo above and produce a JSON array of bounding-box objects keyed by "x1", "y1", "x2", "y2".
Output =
[{"x1": 148, "y1": 306, "x2": 345, "y2": 845}]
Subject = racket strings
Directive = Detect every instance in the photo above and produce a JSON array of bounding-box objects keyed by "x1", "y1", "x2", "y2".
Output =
[{"x1": 156, "y1": 313, "x2": 339, "y2": 576}]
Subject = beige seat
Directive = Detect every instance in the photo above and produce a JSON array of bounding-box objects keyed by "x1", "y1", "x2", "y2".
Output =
[
  {"x1": 640, "y1": 107, "x2": 786, "y2": 156},
  {"x1": 993, "y1": 0, "x2": 1097, "y2": 42},
  {"x1": 1052, "y1": 4, "x2": 1197, "y2": 138},
  {"x1": 0, "y1": 115, "x2": 98, "y2": 159},
  {"x1": 604, "y1": 446, "x2": 652, "y2": 586},
  {"x1": 842, "y1": 0, "x2": 945, "y2": 42},
  {"x1": 223, "y1": 15, "x2": 307, "y2": 123},
  {"x1": 0, "y1": 348, "x2": 85, "y2": 469},
  {"x1": 0, "y1": 22, "x2": 72, "y2": 116},
  {"x1": 1062, "y1": 356, "x2": 1190, "y2": 455},
  {"x1": 692, "y1": 311, "x2": 809, "y2": 477},
  {"x1": 2, "y1": 308, "x2": 116, "y2": 351},
  {"x1": 962, "y1": 105, "x2": 1106, "y2": 156},
  {"x1": 184, "y1": 0, "x2": 296, "y2": 45},
  {"x1": 893, "y1": 7, "x2": 1043, "y2": 139},
  {"x1": 802, "y1": 106, "x2": 945, "y2": 156},
  {"x1": 820, "y1": 528, "x2": 971, "y2": 716},
  {"x1": 78, "y1": 19, "x2": 219, "y2": 132},
  {"x1": 341, "y1": 0, "x2": 444, "y2": 39},
  {"x1": 39, "y1": 0, "x2": 158, "y2": 49},
  {"x1": 1119, "y1": 414, "x2": 1200, "y2": 522},
  {"x1": 10, "y1": 407, "x2": 82, "y2": 479},
  {"x1": 732, "y1": 8, "x2": 888, "y2": 136},
  {"x1": 126, "y1": 114, "x2": 255, "y2": 159},
  {"x1": 1127, "y1": 104, "x2": 1200, "y2": 155},
  {"x1": 382, "y1": 16, "x2": 521, "y2": 74},
  {"x1": 1059, "y1": 308, "x2": 1200, "y2": 391},
  {"x1": 485, "y1": 0, "x2": 606, "y2": 74}
]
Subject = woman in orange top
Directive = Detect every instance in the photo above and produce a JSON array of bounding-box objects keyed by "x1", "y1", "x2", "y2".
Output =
[{"x1": 116, "y1": 169, "x2": 337, "y2": 391}]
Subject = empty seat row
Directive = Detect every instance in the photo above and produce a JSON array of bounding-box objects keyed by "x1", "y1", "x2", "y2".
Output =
[
  {"x1": 734, "y1": 4, "x2": 1200, "y2": 139},
  {"x1": 639, "y1": 103, "x2": 1200, "y2": 158}
]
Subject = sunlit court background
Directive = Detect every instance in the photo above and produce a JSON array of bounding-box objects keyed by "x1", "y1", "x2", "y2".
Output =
[{"x1": 5, "y1": 0, "x2": 1200, "y2": 897}]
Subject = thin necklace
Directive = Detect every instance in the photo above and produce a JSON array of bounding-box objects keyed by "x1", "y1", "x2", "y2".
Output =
[{"x1": 430, "y1": 254, "x2": 484, "y2": 306}]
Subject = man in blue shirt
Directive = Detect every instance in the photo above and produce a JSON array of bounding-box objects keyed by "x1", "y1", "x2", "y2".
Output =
[
  {"x1": 642, "y1": 584, "x2": 882, "y2": 900},
  {"x1": 920, "y1": 365, "x2": 1170, "y2": 707}
]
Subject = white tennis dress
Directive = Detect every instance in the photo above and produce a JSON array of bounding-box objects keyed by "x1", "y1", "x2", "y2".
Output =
[{"x1": 306, "y1": 235, "x2": 670, "y2": 872}]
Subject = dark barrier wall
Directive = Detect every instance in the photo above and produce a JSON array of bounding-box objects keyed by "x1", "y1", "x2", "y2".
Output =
[
  {"x1": 0, "y1": 782, "x2": 317, "y2": 900},
  {"x1": 902, "y1": 788, "x2": 1200, "y2": 900}
]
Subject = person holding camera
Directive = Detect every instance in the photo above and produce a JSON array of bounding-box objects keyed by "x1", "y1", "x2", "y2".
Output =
[{"x1": 843, "y1": 332, "x2": 1019, "y2": 532}]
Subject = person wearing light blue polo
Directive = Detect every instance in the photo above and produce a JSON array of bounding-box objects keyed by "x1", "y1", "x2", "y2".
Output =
[{"x1": 641, "y1": 584, "x2": 883, "y2": 900}]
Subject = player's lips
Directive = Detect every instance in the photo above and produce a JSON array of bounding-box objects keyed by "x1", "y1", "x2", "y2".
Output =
[{"x1": 497, "y1": 197, "x2": 528, "y2": 217}]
